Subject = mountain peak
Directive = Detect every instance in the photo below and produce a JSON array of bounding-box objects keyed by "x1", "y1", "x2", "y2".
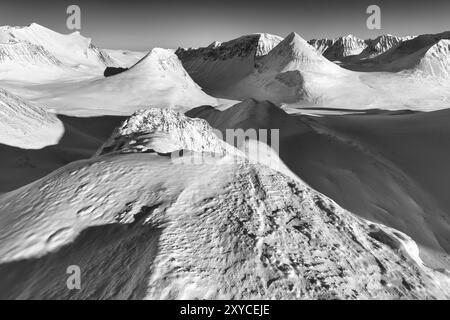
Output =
[
  {"x1": 0, "y1": 22, "x2": 116, "y2": 69},
  {"x1": 129, "y1": 48, "x2": 183, "y2": 73}
]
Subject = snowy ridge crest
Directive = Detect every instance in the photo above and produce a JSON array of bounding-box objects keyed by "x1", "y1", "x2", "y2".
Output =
[
  {"x1": 176, "y1": 33, "x2": 282, "y2": 62},
  {"x1": 97, "y1": 108, "x2": 237, "y2": 157},
  {"x1": 0, "y1": 40, "x2": 61, "y2": 66},
  {"x1": 0, "y1": 23, "x2": 117, "y2": 68},
  {"x1": 308, "y1": 34, "x2": 416, "y2": 60},
  {"x1": 416, "y1": 39, "x2": 450, "y2": 79}
]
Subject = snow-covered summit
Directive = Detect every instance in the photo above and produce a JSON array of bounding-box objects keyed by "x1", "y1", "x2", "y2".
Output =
[
  {"x1": 308, "y1": 34, "x2": 416, "y2": 61},
  {"x1": 365, "y1": 34, "x2": 414, "y2": 56},
  {"x1": 414, "y1": 39, "x2": 450, "y2": 79},
  {"x1": 97, "y1": 108, "x2": 236, "y2": 156},
  {"x1": 176, "y1": 31, "x2": 345, "y2": 104},
  {"x1": 176, "y1": 33, "x2": 283, "y2": 62},
  {"x1": 363, "y1": 31, "x2": 450, "y2": 73},
  {"x1": 261, "y1": 32, "x2": 342, "y2": 73},
  {"x1": 308, "y1": 34, "x2": 367, "y2": 60},
  {"x1": 0, "y1": 23, "x2": 116, "y2": 69}
]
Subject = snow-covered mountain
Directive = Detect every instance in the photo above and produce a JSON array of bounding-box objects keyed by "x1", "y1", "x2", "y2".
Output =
[
  {"x1": 177, "y1": 32, "x2": 346, "y2": 104},
  {"x1": 0, "y1": 23, "x2": 116, "y2": 68},
  {"x1": 177, "y1": 33, "x2": 282, "y2": 61},
  {"x1": 0, "y1": 87, "x2": 63, "y2": 149},
  {"x1": 338, "y1": 31, "x2": 450, "y2": 76},
  {"x1": 0, "y1": 40, "x2": 61, "y2": 66},
  {"x1": 360, "y1": 34, "x2": 415, "y2": 58},
  {"x1": 308, "y1": 34, "x2": 367, "y2": 61},
  {"x1": 375, "y1": 32, "x2": 450, "y2": 77},
  {"x1": 176, "y1": 33, "x2": 283, "y2": 96},
  {"x1": 0, "y1": 23, "x2": 124, "y2": 82},
  {"x1": 0, "y1": 107, "x2": 448, "y2": 299},
  {"x1": 307, "y1": 38, "x2": 334, "y2": 55},
  {"x1": 415, "y1": 39, "x2": 450, "y2": 78},
  {"x1": 29, "y1": 48, "x2": 227, "y2": 116},
  {"x1": 309, "y1": 34, "x2": 415, "y2": 62}
]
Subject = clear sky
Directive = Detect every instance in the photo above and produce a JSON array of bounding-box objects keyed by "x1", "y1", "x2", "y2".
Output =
[{"x1": 1, "y1": 0, "x2": 449, "y2": 50}]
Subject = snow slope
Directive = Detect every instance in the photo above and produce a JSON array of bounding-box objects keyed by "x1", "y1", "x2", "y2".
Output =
[
  {"x1": 342, "y1": 31, "x2": 450, "y2": 75},
  {"x1": 0, "y1": 108, "x2": 448, "y2": 299},
  {"x1": 0, "y1": 40, "x2": 61, "y2": 66},
  {"x1": 0, "y1": 115, "x2": 124, "y2": 193},
  {"x1": 187, "y1": 99, "x2": 450, "y2": 269},
  {"x1": 360, "y1": 34, "x2": 415, "y2": 59},
  {"x1": 24, "y1": 48, "x2": 226, "y2": 116},
  {"x1": 415, "y1": 40, "x2": 450, "y2": 78},
  {"x1": 176, "y1": 33, "x2": 283, "y2": 97},
  {"x1": 0, "y1": 87, "x2": 63, "y2": 149}
]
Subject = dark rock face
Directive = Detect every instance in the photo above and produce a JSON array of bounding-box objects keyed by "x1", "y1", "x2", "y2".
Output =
[{"x1": 104, "y1": 67, "x2": 128, "y2": 77}]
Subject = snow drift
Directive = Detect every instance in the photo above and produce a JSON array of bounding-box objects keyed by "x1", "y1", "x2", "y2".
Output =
[{"x1": 0, "y1": 107, "x2": 448, "y2": 299}]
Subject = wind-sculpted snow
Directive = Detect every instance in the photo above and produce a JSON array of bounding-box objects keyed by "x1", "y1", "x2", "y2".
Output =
[
  {"x1": 97, "y1": 108, "x2": 236, "y2": 156},
  {"x1": 0, "y1": 88, "x2": 63, "y2": 149},
  {"x1": 0, "y1": 108, "x2": 449, "y2": 299}
]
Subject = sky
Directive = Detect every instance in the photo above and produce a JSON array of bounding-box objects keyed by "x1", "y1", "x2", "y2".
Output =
[{"x1": 1, "y1": 0, "x2": 449, "y2": 50}]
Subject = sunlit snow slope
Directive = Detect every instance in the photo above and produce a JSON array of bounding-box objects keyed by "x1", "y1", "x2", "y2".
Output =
[
  {"x1": 179, "y1": 31, "x2": 450, "y2": 111},
  {"x1": 0, "y1": 108, "x2": 448, "y2": 299},
  {"x1": 187, "y1": 99, "x2": 450, "y2": 269},
  {"x1": 0, "y1": 23, "x2": 121, "y2": 81},
  {"x1": 0, "y1": 23, "x2": 115, "y2": 68},
  {"x1": 0, "y1": 87, "x2": 63, "y2": 149},
  {"x1": 27, "y1": 48, "x2": 226, "y2": 116},
  {"x1": 178, "y1": 32, "x2": 347, "y2": 105}
]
